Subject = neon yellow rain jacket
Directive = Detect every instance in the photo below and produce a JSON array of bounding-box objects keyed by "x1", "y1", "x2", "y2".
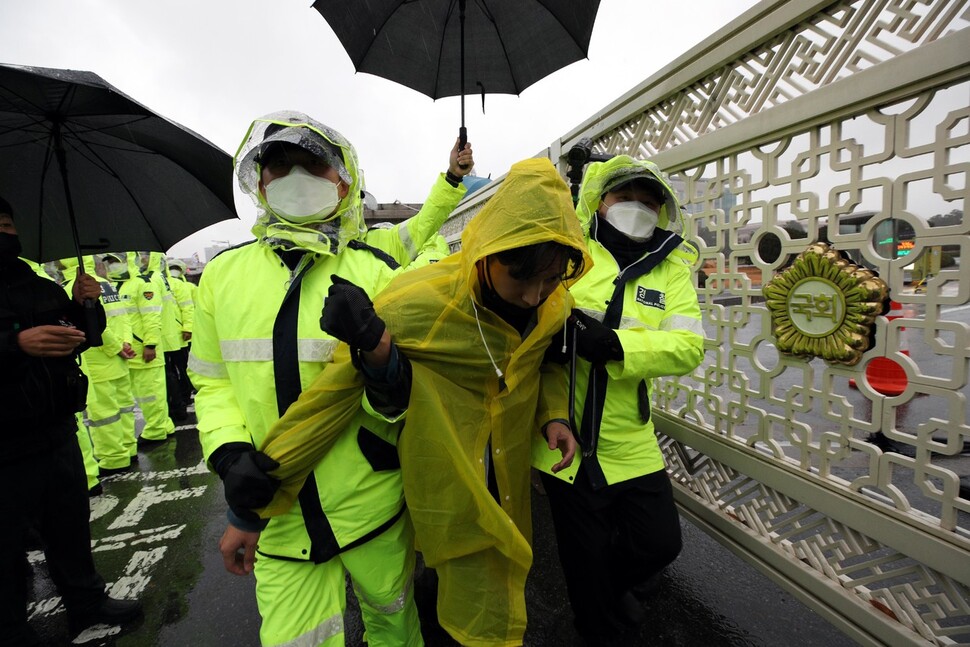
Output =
[
  {"x1": 532, "y1": 155, "x2": 705, "y2": 486},
  {"x1": 190, "y1": 114, "x2": 467, "y2": 561},
  {"x1": 364, "y1": 175, "x2": 465, "y2": 265},
  {"x1": 261, "y1": 158, "x2": 592, "y2": 646},
  {"x1": 167, "y1": 271, "x2": 194, "y2": 348},
  {"x1": 114, "y1": 253, "x2": 162, "y2": 369},
  {"x1": 139, "y1": 251, "x2": 182, "y2": 354},
  {"x1": 62, "y1": 256, "x2": 131, "y2": 383},
  {"x1": 191, "y1": 242, "x2": 408, "y2": 558},
  {"x1": 407, "y1": 232, "x2": 451, "y2": 270}
]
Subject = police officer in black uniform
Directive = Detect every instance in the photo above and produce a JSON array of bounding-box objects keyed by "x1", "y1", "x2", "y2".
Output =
[{"x1": 0, "y1": 198, "x2": 142, "y2": 646}]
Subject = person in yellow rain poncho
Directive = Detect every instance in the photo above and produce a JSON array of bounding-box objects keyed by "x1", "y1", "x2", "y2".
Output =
[
  {"x1": 256, "y1": 158, "x2": 592, "y2": 647},
  {"x1": 532, "y1": 155, "x2": 705, "y2": 643}
]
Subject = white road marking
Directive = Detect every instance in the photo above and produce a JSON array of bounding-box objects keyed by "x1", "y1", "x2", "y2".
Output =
[
  {"x1": 108, "y1": 547, "x2": 168, "y2": 599},
  {"x1": 92, "y1": 524, "x2": 186, "y2": 552},
  {"x1": 109, "y1": 460, "x2": 210, "y2": 482},
  {"x1": 28, "y1": 454, "x2": 213, "y2": 638},
  {"x1": 73, "y1": 623, "x2": 122, "y2": 643},
  {"x1": 89, "y1": 494, "x2": 121, "y2": 521},
  {"x1": 27, "y1": 595, "x2": 61, "y2": 620},
  {"x1": 108, "y1": 484, "x2": 207, "y2": 530}
]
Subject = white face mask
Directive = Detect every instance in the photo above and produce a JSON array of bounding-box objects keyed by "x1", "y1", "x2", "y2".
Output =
[
  {"x1": 264, "y1": 165, "x2": 342, "y2": 223},
  {"x1": 106, "y1": 261, "x2": 127, "y2": 277},
  {"x1": 169, "y1": 268, "x2": 182, "y2": 279},
  {"x1": 602, "y1": 201, "x2": 659, "y2": 241}
]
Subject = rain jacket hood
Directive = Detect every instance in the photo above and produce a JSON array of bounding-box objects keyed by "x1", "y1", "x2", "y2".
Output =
[
  {"x1": 460, "y1": 158, "x2": 590, "y2": 296},
  {"x1": 260, "y1": 158, "x2": 590, "y2": 646},
  {"x1": 235, "y1": 110, "x2": 364, "y2": 256},
  {"x1": 576, "y1": 155, "x2": 684, "y2": 237},
  {"x1": 166, "y1": 257, "x2": 187, "y2": 275},
  {"x1": 101, "y1": 252, "x2": 133, "y2": 281},
  {"x1": 137, "y1": 251, "x2": 163, "y2": 276},
  {"x1": 55, "y1": 255, "x2": 96, "y2": 280}
]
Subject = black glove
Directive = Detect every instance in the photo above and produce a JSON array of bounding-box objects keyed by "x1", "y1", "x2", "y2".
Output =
[
  {"x1": 218, "y1": 449, "x2": 281, "y2": 512},
  {"x1": 570, "y1": 309, "x2": 624, "y2": 364},
  {"x1": 320, "y1": 275, "x2": 386, "y2": 352}
]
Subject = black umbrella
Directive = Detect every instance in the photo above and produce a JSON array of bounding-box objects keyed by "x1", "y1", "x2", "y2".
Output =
[
  {"x1": 313, "y1": 0, "x2": 601, "y2": 152},
  {"x1": 0, "y1": 63, "x2": 237, "y2": 345},
  {"x1": 0, "y1": 63, "x2": 237, "y2": 264}
]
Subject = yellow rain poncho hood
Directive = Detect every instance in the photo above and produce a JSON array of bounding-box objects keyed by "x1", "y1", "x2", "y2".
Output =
[
  {"x1": 235, "y1": 110, "x2": 364, "y2": 256},
  {"x1": 260, "y1": 158, "x2": 590, "y2": 646}
]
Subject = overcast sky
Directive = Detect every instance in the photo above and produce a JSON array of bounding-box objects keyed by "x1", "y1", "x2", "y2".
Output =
[{"x1": 2, "y1": 0, "x2": 762, "y2": 258}]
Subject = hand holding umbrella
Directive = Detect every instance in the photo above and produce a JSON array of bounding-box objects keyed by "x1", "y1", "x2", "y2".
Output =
[
  {"x1": 449, "y1": 138, "x2": 475, "y2": 178},
  {"x1": 71, "y1": 266, "x2": 102, "y2": 302},
  {"x1": 70, "y1": 264, "x2": 104, "y2": 345}
]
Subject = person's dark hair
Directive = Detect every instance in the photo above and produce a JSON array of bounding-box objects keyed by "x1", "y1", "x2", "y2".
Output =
[
  {"x1": 493, "y1": 241, "x2": 585, "y2": 282},
  {"x1": 0, "y1": 195, "x2": 12, "y2": 219}
]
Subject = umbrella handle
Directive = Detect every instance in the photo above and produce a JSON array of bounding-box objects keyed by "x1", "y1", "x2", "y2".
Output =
[
  {"x1": 458, "y1": 126, "x2": 469, "y2": 170},
  {"x1": 83, "y1": 298, "x2": 103, "y2": 347}
]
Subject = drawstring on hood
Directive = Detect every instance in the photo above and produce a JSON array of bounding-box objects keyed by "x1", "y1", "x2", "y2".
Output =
[{"x1": 470, "y1": 297, "x2": 504, "y2": 380}]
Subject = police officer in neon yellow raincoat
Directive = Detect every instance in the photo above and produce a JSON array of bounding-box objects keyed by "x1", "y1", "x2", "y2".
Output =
[
  {"x1": 189, "y1": 110, "x2": 473, "y2": 647},
  {"x1": 136, "y1": 251, "x2": 186, "y2": 423},
  {"x1": 532, "y1": 155, "x2": 705, "y2": 641},
  {"x1": 258, "y1": 158, "x2": 593, "y2": 646},
  {"x1": 63, "y1": 255, "x2": 137, "y2": 473},
  {"x1": 106, "y1": 252, "x2": 174, "y2": 444}
]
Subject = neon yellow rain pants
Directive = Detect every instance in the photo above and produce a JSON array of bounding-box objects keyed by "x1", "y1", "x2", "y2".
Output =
[
  {"x1": 255, "y1": 514, "x2": 420, "y2": 647},
  {"x1": 130, "y1": 364, "x2": 174, "y2": 441}
]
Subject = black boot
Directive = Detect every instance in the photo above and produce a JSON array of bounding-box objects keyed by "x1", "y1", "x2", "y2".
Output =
[{"x1": 67, "y1": 596, "x2": 143, "y2": 635}]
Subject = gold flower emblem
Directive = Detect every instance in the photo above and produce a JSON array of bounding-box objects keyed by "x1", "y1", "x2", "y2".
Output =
[{"x1": 763, "y1": 243, "x2": 889, "y2": 365}]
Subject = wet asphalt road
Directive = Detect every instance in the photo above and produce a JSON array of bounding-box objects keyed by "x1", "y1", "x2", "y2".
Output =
[{"x1": 26, "y1": 409, "x2": 857, "y2": 647}]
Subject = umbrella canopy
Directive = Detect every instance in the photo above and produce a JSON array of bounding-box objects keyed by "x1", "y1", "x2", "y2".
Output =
[
  {"x1": 0, "y1": 63, "x2": 238, "y2": 263},
  {"x1": 313, "y1": 0, "x2": 601, "y2": 143}
]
